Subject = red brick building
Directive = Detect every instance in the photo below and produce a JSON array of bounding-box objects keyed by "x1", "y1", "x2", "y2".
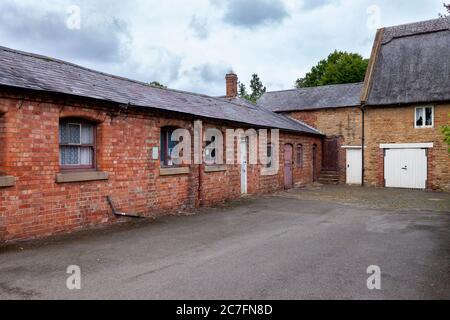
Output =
[
  {"x1": 0, "y1": 47, "x2": 323, "y2": 243},
  {"x1": 260, "y1": 18, "x2": 450, "y2": 192}
]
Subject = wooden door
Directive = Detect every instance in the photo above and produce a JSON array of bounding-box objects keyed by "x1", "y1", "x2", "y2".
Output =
[
  {"x1": 385, "y1": 149, "x2": 427, "y2": 189},
  {"x1": 346, "y1": 149, "x2": 362, "y2": 185},
  {"x1": 240, "y1": 138, "x2": 248, "y2": 194},
  {"x1": 284, "y1": 144, "x2": 293, "y2": 189},
  {"x1": 322, "y1": 138, "x2": 339, "y2": 171},
  {"x1": 312, "y1": 144, "x2": 318, "y2": 182}
]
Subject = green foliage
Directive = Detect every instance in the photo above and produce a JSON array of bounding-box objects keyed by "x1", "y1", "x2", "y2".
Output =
[
  {"x1": 296, "y1": 51, "x2": 369, "y2": 88},
  {"x1": 439, "y1": 3, "x2": 449, "y2": 17},
  {"x1": 238, "y1": 74, "x2": 266, "y2": 104},
  {"x1": 148, "y1": 81, "x2": 167, "y2": 89},
  {"x1": 442, "y1": 122, "x2": 450, "y2": 154}
]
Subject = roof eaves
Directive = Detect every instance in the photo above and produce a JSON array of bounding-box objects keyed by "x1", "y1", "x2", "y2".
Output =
[{"x1": 361, "y1": 28, "x2": 385, "y2": 104}]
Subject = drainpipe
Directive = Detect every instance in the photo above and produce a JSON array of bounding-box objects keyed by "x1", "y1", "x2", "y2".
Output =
[{"x1": 361, "y1": 104, "x2": 366, "y2": 187}]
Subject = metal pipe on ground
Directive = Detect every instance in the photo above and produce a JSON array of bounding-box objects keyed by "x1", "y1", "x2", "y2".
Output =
[{"x1": 107, "y1": 196, "x2": 142, "y2": 218}]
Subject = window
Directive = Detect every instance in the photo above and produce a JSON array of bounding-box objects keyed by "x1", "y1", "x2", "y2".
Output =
[
  {"x1": 296, "y1": 144, "x2": 303, "y2": 167},
  {"x1": 160, "y1": 127, "x2": 179, "y2": 167},
  {"x1": 59, "y1": 119, "x2": 96, "y2": 170},
  {"x1": 266, "y1": 144, "x2": 272, "y2": 168},
  {"x1": 205, "y1": 136, "x2": 217, "y2": 164},
  {"x1": 415, "y1": 106, "x2": 434, "y2": 128}
]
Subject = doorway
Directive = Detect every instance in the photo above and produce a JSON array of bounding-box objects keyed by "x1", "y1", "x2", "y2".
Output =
[
  {"x1": 284, "y1": 144, "x2": 293, "y2": 189},
  {"x1": 346, "y1": 148, "x2": 362, "y2": 185},
  {"x1": 240, "y1": 138, "x2": 247, "y2": 194}
]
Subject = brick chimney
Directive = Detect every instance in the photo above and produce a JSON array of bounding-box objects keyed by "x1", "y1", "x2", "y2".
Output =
[{"x1": 225, "y1": 72, "x2": 238, "y2": 98}]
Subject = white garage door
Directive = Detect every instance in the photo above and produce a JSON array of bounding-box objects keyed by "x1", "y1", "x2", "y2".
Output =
[{"x1": 384, "y1": 149, "x2": 427, "y2": 189}]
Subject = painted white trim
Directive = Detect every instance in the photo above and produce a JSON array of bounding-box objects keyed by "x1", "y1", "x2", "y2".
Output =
[
  {"x1": 341, "y1": 145, "x2": 367, "y2": 149},
  {"x1": 414, "y1": 106, "x2": 434, "y2": 129},
  {"x1": 379, "y1": 143, "x2": 434, "y2": 149}
]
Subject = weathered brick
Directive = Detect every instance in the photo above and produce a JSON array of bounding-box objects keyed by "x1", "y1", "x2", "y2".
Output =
[{"x1": 0, "y1": 92, "x2": 322, "y2": 243}]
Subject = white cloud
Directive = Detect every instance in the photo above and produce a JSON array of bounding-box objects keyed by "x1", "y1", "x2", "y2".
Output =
[{"x1": 0, "y1": 0, "x2": 445, "y2": 96}]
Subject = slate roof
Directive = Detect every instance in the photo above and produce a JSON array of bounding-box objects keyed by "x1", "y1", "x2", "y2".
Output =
[
  {"x1": 220, "y1": 96, "x2": 323, "y2": 134},
  {"x1": 366, "y1": 17, "x2": 450, "y2": 106},
  {"x1": 258, "y1": 83, "x2": 363, "y2": 112},
  {"x1": 0, "y1": 46, "x2": 321, "y2": 135}
]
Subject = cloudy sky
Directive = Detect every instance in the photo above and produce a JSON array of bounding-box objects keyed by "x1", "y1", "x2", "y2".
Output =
[{"x1": 0, "y1": 0, "x2": 446, "y2": 96}]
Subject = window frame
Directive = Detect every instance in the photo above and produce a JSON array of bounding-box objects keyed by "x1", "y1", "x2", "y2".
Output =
[
  {"x1": 59, "y1": 118, "x2": 97, "y2": 172},
  {"x1": 265, "y1": 143, "x2": 273, "y2": 168},
  {"x1": 415, "y1": 106, "x2": 434, "y2": 129},
  {"x1": 296, "y1": 144, "x2": 303, "y2": 168},
  {"x1": 160, "y1": 126, "x2": 181, "y2": 168},
  {"x1": 205, "y1": 135, "x2": 217, "y2": 165}
]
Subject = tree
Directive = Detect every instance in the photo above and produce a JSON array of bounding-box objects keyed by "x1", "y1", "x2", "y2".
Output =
[
  {"x1": 238, "y1": 74, "x2": 266, "y2": 104},
  {"x1": 439, "y1": 3, "x2": 450, "y2": 17},
  {"x1": 148, "y1": 81, "x2": 167, "y2": 89},
  {"x1": 296, "y1": 51, "x2": 369, "y2": 88}
]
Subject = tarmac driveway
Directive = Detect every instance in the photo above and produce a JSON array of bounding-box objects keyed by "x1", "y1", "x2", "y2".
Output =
[{"x1": 0, "y1": 187, "x2": 449, "y2": 300}]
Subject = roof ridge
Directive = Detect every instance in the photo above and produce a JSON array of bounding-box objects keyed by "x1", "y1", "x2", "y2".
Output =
[
  {"x1": 383, "y1": 16, "x2": 448, "y2": 30},
  {"x1": 381, "y1": 16, "x2": 450, "y2": 44},
  {"x1": 263, "y1": 82, "x2": 364, "y2": 95}
]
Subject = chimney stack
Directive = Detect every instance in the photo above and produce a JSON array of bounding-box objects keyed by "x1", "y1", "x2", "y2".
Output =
[{"x1": 225, "y1": 72, "x2": 238, "y2": 99}]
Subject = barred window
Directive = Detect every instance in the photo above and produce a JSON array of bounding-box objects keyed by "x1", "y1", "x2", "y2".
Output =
[{"x1": 59, "y1": 119, "x2": 96, "y2": 170}]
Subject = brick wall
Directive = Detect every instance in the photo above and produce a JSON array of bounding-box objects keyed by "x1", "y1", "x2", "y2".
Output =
[
  {"x1": 365, "y1": 104, "x2": 450, "y2": 191},
  {"x1": 287, "y1": 107, "x2": 362, "y2": 183},
  {"x1": 0, "y1": 92, "x2": 322, "y2": 243}
]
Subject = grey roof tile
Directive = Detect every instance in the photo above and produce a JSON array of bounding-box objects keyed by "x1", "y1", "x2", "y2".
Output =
[
  {"x1": 258, "y1": 83, "x2": 363, "y2": 112},
  {"x1": 0, "y1": 46, "x2": 320, "y2": 135}
]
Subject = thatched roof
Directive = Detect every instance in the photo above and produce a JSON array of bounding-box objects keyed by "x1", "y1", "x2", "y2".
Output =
[{"x1": 365, "y1": 17, "x2": 450, "y2": 106}]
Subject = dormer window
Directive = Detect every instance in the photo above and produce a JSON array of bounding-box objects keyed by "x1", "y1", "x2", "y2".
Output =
[{"x1": 415, "y1": 106, "x2": 434, "y2": 128}]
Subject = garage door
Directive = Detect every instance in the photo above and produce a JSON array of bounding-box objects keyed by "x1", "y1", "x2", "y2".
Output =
[{"x1": 384, "y1": 149, "x2": 427, "y2": 189}]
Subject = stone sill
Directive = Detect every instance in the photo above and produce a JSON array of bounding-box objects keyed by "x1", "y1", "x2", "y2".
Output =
[
  {"x1": 205, "y1": 165, "x2": 227, "y2": 173},
  {"x1": 160, "y1": 167, "x2": 190, "y2": 176},
  {"x1": 0, "y1": 176, "x2": 16, "y2": 188},
  {"x1": 56, "y1": 171, "x2": 109, "y2": 183}
]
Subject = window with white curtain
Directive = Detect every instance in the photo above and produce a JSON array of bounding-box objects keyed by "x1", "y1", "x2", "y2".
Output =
[
  {"x1": 59, "y1": 119, "x2": 96, "y2": 169},
  {"x1": 415, "y1": 106, "x2": 434, "y2": 128}
]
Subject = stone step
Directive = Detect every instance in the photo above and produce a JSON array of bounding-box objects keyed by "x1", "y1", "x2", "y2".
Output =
[
  {"x1": 320, "y1": 171, "x2": 339, "y2": 175},
  {"x1": 318, "y1": 171, "x2": 340, "y2": 185},
  {"x1": 318, "y1": 179, "x2": 340, "y2": 185},
  {"x1": 320, "y1": 174, "x2": 340, "y2": 178}
]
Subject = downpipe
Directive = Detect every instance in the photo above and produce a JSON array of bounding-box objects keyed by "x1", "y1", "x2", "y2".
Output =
[{"x1": 361, "y1": 104, "x2": 366, "y2": 187}]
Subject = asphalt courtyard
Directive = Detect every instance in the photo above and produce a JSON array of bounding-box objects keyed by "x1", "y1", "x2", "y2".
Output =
[{"x1": 0, "y1": 186, "x2": 449, "y2": 300}]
